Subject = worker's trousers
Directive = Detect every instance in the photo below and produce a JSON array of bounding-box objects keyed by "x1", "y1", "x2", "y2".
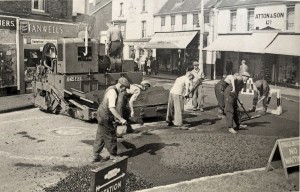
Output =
[
  {"x1": 224, "y1": 89, "x2": 241, "y2": 128},
  {"x1": 166, "y1": 93, "x2": 184, "y2": 126},
  {"x1": 192, "y1": 85, "x2": 204, "y2": 109}
]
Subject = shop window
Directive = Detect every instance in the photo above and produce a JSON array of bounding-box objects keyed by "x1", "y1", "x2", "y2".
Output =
[
  {"x1": 32, "y1": 0, "x2": 45, "y2": 12},
  {"x1": 161, "y1": 16, "x2": 165, "y2": 26},
  {"x1": 230, "y1": 10, "x2": 237, "y2": 32},
  {"x1": 119, "y1": 3, "x2": 124, "y2": 17},
  {"x1": 142, "y1": 21, "x2": 146, "y2": 38},
  {"x1": 286, "y1": 5, "x2": 295, "y2": 31},
  {"x1": 247, "y1": 9, "x2": 254, "y2": 31},
  {"x1": 78, "y1": 47, "x2": 92, "y2": 61}
]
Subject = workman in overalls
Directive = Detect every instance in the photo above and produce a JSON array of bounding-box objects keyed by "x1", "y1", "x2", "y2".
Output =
[
  {"x1": 249, "y1": 79, "x2": 270, "y2": 115},
  {"x1": 190, "y1": 61, "x2": 205, "y2": 112},
  {"x1": 93, "y1": 77, "x2": 130, "y2": 163},
  {"x1": 224, "y1": 72, "x2": 250, "y2": 134},
  {"x1": 215, "y1": 73, "x2": 242, "y2": 118}
]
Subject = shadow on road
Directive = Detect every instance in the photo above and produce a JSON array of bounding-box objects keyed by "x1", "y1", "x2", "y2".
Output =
[
  {"x1": 244, "y1": 121, "x2": 271, "y2": 127},
  {"x1": 120, "y1": 141, "x2": 180, "y2": 157}
]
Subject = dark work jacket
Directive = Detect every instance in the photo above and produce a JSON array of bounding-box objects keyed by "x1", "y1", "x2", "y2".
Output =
[
  {"x1": 97, "y1": 85, "x2": 118, "y2": 124},
  {"x1": 255, "y1": 80, "x2": 269, "y2": 97}
]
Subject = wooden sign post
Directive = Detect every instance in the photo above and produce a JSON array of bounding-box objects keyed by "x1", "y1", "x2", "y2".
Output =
[
  {"x1": 266, "y1": 137, "x2": 299, "y2": 178},
  {"x1": 91, "y1": 156, "x2": 128, "y2": 192}
]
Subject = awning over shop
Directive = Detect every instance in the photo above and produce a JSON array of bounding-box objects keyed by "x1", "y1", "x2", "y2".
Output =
[
  {"x1": 204, "y1": 32, "x2": 278, "y2": 54},
  {"x1": 145, "y1": 31, "x2": 198, "y2": 49},
  {"x1": 265, "y1": 34, "x2": 300, "y2": 56}
]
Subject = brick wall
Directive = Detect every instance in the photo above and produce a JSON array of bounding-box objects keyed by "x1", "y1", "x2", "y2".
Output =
[{"x1": 0, "y1": 0, "x2": 73, "y2": 21}]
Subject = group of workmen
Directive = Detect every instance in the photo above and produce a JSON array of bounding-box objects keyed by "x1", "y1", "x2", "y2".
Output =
[
  {"x1": 93, "y1": 20, "x2": 271, "y2": 162},
  {"x1": 166, "y1": 60, "x2": 270, "y2": 134}
]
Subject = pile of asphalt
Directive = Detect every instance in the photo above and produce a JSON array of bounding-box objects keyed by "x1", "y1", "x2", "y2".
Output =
[
  {"x1": 135, "y1": 86, "x2": 169, "y2": 106},
  {"x1": 44, "y1": 165, "x2": 153, "y2": 192}
]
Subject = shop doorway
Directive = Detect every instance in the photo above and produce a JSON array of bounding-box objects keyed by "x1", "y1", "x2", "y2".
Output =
[{"x1": 24, "y1": 49, "x2": 42, "y2": 93}]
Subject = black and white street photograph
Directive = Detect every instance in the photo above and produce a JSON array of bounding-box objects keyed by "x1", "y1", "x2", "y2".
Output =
[{"x1": 0, "y1": 0, "x2": 299, "y2": 191}]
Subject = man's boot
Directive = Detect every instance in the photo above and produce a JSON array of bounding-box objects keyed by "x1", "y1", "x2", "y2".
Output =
[{"x1": 228, "y1": 128, "x2": 237, "y2": 134}]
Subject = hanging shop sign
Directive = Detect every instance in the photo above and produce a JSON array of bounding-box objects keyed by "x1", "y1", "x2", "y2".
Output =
[
  {"x1": 0, "y1": 16, "x2": 16, "y2": 30},
  {"x1": 254, "y1": 6, "x2": 286, "y2": 30},
  {"x1": 20, "y1": 20, "x2": 79, "y2": 38}
]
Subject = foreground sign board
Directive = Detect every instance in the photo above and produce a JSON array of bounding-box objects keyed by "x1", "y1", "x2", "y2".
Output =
[
  {"x1": 91, "y1": 156, "x2": 128, "y2": 192},
  {"x1": 266, "y1": 137, "x2": 299, "y2": 178}
]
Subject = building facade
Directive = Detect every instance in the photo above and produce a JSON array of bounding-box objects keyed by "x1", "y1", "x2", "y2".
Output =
[
  {"x1": 109, "y1": 0, "x2": 168, "y2": 65},
  {"x1": 205, "y1": 0, "x2": 300, "y2": 87},
  {"x1": 148, "y1": 0, "x2": 218, "y2": 77},
  {"x1": 0, "y1": 0, "x2": 80, "y2": 96}
]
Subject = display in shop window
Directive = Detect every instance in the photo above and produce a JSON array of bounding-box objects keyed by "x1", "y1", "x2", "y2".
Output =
[{"x1": 0, "y1": 46, "x2": 17, "y2": 88}]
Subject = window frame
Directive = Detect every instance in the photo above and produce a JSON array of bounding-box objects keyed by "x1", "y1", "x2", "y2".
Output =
[
  {"x1": 182, "y1": 14, "x2": 187, "y2": 25},
  {"x1": 142, "y1": 0, "x2": 146, "y2": 12},
  {"x1": 119, "y1": 2, "x2": 124, "y2": 17},
  {"x1": 32, "y1": 0, "x2": 45, "y2": 12},
  {"x1": 286, "y1": 5, "x2": 295, "y2": 31},
  {"x1": 142, "y1": 20, "x2": 146, "y2": 38},
  {"x1": 247, "y1": 9, "x2": 254, "y2": 31},
  {"x1": 171, "y1": 15, "x2": 175, "y2": 26},
  {"x1": 161, "y1": 16, "x2": 165, "y2": 26},
  {"x1": 193, "y1": 13, "x2": 199, "y2": 25},
  {"x1": 230, "y1": 10, "x2": 237, "y2": 32}
]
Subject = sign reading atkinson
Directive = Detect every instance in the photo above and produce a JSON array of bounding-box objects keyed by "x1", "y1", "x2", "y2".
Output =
[
  {"x1": 0, "y1": 17, "x2": 16, "y2": 30},
  {"x1": 19, "y1": 20, "x2": 79, "y2": 37},
  {"x1": 90, "y1": 156, "x2": 128, "y2": 192},
  {"x1": 254, "y1": 6, "x2": 286, "y2": 30},
  {"x1": 266, "y1": 137, "x2": 300, "y2": 178}
]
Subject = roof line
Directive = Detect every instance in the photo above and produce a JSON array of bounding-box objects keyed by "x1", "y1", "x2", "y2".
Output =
[{"x1": 89, "y1": 1, "x2": 112, "y2": 16}]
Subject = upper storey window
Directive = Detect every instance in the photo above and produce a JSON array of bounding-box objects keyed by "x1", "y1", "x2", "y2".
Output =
[
  {"x1": 230, "y1": 10, "x2": 237, "y2": 32},
  {"x1": 32, "y1": 0, "x2": 45, "y2": 12},
  {"x1": 286, "y1": 5, "x2": 295, "y2": 31}
]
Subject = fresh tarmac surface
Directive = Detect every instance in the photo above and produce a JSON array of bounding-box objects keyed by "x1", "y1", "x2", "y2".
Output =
[{"x1": 0, "y1": 77, "x2": 299, "y2": 191}]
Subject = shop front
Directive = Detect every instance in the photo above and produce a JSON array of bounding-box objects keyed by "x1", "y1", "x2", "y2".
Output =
[
  {"x1": 204, "y1": 32, "x2": 300, "y2": 88},
  {"x1": 145, "y1": 31, "x2": 199, "y2": 75},
  {"x1": 19, "y1": 19, "x2": 79, "y2": 93},
  {"x1": 0, "y1": 16, "x2": 18, "y2": 96}
]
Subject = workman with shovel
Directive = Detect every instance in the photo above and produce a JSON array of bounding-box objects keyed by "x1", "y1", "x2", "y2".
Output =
[
  {"x1": 190, "y1": 61, "x2": 205, "y2": 112},
  {"x1": 93, "y1": 77, "x2": 130, "y2": 163},
  {"x1": 248, "y1": 78, "x2": 270, "y2": 115},
  {"x1": 215, "y1": 73, "x2": 243, "y2": 118},
  {"x1": 224, "y1": 72, "x2": 250, "y2": 134},
  {"x1": 120, "y1": 80, "x2": 151, "y2": 134}
]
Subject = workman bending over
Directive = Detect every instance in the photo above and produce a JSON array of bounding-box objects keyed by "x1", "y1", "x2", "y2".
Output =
[
  {"x1": 224, "y1": 72, "x2": 250, "y2": 134},
  {"x1": 191, "y1": 61, "x2": 205, "y2": 112},
  {"x1": 166, "y1": 72, "x2": 193, "y2": 128},
  {"x1": 249, "y1": 79, "x2": 270, "y2": 115},
  {"x1": 127, "y1": 80, "x2": 151, "y2": 118},
  {"x1": 106, "y1": 21, "x2": 123, "y2": 58},
  {"x1": 215, "y1": 73, "x2": 242, "y2": 118},
  {"x1": 93, "y1": 77, "x2": 130, "y2": 163}
]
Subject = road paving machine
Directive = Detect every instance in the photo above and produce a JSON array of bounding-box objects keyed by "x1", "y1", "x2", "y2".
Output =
[{"x1": 32, "y1": 35, "x2": 168, "y2": 121}]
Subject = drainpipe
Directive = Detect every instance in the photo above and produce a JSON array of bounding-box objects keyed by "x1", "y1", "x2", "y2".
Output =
[{"x1": 199, "y1": 0, "x2": 204, "y2": 73}]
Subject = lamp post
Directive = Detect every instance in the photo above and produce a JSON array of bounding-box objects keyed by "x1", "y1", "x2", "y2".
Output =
[{"x1": 198, "y1": 0, "x2": 204, "y2": 73}]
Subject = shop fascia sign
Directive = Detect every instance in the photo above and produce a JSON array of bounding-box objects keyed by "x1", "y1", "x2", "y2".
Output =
[
  {"x1": 254, "y1": 6, "x2": 286, "y2": 30},
  {"x1": 20, "y1": 20, "x2": 79, "y2": 37},
  {"x1": 0, "y1": 16, "x2": 16, "y2": 30}
]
